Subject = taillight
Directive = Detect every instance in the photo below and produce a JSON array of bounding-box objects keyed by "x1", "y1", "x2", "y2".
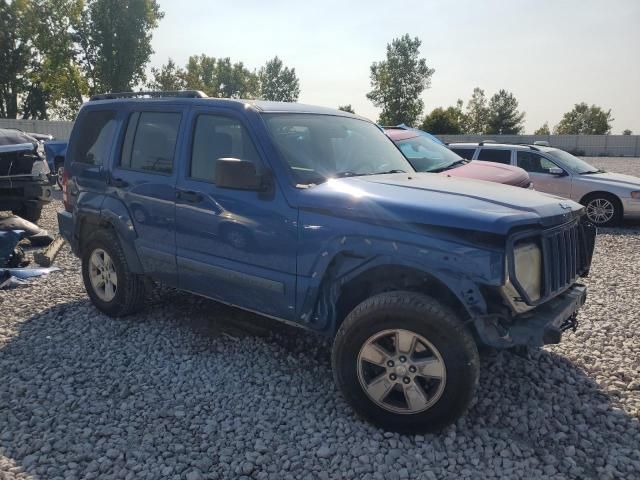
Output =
[{"x1": 62, "y1": 168, "x2": 72, "y2": 212}]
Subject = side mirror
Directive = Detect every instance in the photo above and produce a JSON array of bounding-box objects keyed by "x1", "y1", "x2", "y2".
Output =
[
  {"x1": 548, "y1": 167, "x2": 566, "y2": 176},
  {"x1": 215, "y1": 158, "x2": 267, "y2": 191}
]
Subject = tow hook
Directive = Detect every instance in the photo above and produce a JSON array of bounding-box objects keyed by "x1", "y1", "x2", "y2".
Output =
[{"x1": 560, "y1": 313, "x2": 579, "y2": 333}]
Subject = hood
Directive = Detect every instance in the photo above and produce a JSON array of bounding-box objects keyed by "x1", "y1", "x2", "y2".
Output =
[
  {"x1": 443, "y1": 160, "x2": 531, "y2": 187},
  {"x1": 299, "y1": 173, "x2": 583, "y2": 235},
  {"x1": 577, "y1": 171, "x2": 640, "y2": 190}
]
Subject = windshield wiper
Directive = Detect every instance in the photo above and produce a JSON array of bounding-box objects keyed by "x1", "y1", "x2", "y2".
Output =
[
  {"x1": 429, "y1": 160, "x2": 467, "y2": 173},
  {"x1": 372, "y1": 169, "x2": 406, "y2": 175},
  {"x1": 580, "y1": 169, "x2": 605, "y2": 175},
  {"x1": 334, "y1": 171, "x2": 369, "y2": 178}
]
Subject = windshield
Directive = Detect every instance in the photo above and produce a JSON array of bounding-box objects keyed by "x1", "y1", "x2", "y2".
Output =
[
  {"x1": 262, "y1": 114, "x2": 413, "y2": 184},
  {"x1": 394, "y1": 134, "x2": 465, "y2": 172},
  {"x1": 544, "y1": 149, "x2": 601, "y2": 174}
]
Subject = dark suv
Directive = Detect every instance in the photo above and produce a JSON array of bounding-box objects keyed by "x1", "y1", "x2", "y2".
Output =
[
  {"x1": 58, "y1": 91, "x2": 596, "y2": 433},
  {"x1": 1, "y1": 128, "x2": 53, "y2": 222}
]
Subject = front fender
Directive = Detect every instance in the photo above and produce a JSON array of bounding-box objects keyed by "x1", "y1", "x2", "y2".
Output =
[{"x1": 296, "y1": 232, "x2": 504, "y2": 333}]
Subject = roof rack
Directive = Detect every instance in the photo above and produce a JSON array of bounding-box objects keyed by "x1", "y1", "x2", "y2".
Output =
[
  {"x1": 90, "y1": 90, "x2": 208, "y2": 101},
  {"x1": 515, "y1": 143, "x2": 541, "y2": 151},
  {"x1": 478, "y1": 140, "x2": 497, "y2": 146}
]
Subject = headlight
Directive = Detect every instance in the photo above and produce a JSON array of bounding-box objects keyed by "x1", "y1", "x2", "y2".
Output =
[
  {"x1": 631, "y1": 191, "x2": 640, "y2": 199},
  {"x1": 514, "y1": 242, "x2": 542, "y2": 302}
]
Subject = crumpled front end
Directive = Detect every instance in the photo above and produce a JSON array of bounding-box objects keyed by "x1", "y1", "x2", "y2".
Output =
[
  {"x1": 0, "y1": 143, "x2": 53, "y2": 209},
  {"x1": 473, "y1": 217, "x2": 597, "y2": 348}
]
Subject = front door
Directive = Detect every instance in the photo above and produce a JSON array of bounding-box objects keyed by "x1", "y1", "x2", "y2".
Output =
[
  {"x1": 515, "y1": 150, "x2": 572, "y2": 197},
  {"x1": 175, "y1": 109, "x2": 298, "y2": 320},
  {"x1": 109, "y1": 106, "x2": 186, "y2": 285}
]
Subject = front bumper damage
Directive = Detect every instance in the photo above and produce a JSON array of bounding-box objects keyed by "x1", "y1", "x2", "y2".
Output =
[{"x1": 474, "y1": 284, "x2": 588, "y2": 348}]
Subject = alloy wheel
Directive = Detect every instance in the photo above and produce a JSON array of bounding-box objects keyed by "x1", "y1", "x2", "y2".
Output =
[
  {"x1": 357, "y1": 329, "x2": 447, "y2": 414},
  {"x1": 89, "y1": 248, "x2": 118, "y2": 302},
  {"x1": 586, "y1": 198, "x2": 615, "y2": 225}
]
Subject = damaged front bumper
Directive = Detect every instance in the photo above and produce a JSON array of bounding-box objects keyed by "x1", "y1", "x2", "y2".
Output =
[{"x1": 474, "y1": 284, "x2": 587, "y2": 348}]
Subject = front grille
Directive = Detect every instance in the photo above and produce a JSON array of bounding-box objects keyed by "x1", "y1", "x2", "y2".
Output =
[{"x1": 541, "y1": 219, "x2": 595, "y2": 298}]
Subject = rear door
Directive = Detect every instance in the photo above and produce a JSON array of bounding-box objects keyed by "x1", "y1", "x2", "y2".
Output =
[
  {"x1": 175, "y1": 107, "x2": 298, "y2": 320},
  {"x1": 108, "y1": 105, "x2": 187, "y2": 285},
  {"x1": 515, "y1": 150, "x2": 572, "y2": 197}
]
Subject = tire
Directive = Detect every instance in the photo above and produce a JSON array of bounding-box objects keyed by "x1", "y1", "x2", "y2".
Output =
[
  {"x1": 12, "y1": 204, "x2": 43, "y2": 223},
  {"x1": 332, "y1": 291, "x2": 479, "y2": 434},
  {"x1": 81, "y1": 229, "x2": 146, "y2": 317},
  {"x1": 54, "y1": 158, "x2": 64, "y2": 189},
  {"x1": 581, "y1": 193, "x2": 622, "y2": 227}
]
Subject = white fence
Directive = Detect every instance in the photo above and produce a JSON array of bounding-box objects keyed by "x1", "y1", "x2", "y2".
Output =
[
  {"x1": 1, "y1": 119, "x2": 639, "y2": 156},
  {"x1": 438, "y1": 134, "x2": 640, "y2": 157},
  {"x1": 0, "y1": 119, "x2": 74, "y2": 140}
]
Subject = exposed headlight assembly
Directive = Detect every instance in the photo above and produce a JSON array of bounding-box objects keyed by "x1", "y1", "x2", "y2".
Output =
[{"x1": 513, "y1": 242, "x2": 542, "y2": 302}]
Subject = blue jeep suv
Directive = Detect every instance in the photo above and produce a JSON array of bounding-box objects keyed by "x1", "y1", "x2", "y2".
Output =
[{"x1": 58, "y1": 91, "x2": 596, "y2": 433}]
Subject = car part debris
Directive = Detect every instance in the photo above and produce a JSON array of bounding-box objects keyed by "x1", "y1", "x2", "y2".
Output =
[
  {"x1": 0, "y1": 215, "x2": 54, "y2": 247},
  {"x1": 0, "y1": 230, "x2": 26, "y2": 268},
  {"x1": 34, "y1": 235, "x2": 65, "y2": 267},
  {"x1": 0, "y1": 266, "x2": 60, "y2": 290}
]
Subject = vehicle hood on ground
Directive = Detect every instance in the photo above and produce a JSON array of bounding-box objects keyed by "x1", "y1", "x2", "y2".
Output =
[
  {"x1": 577, "y1": 171, "x2": 640, "y2": 191},
  {"x1": 299, "y1": 173, "x2": 583, "y2": 235},
  {"x1": 444, "y1": 160, "x2": 531, "y2": 187}
]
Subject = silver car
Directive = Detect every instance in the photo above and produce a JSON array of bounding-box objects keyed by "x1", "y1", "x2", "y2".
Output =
[{"x1": 449, "y1": 142, "x2": 640, "y2": 226}]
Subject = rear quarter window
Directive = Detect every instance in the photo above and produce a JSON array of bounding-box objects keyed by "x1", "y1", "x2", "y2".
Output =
[
  {"x1": 450, "y1": 148, "x2": 476, "y2": 160},
  {"x1": 476, "y1": 148, "x2": 512, "y2": 164},
  {"x1": 71, "y1": 110, "x2": 118, "y2": 165}
]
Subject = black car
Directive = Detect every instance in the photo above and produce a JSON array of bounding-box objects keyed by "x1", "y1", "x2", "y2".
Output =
[{"x1": 0, "y1": 129, "x2": 53, "y2": 222}]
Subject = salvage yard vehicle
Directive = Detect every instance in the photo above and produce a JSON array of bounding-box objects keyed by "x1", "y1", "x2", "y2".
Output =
[
  {"x1": 58, "y1": 91, "x2": 596, "y2": 433},
  {"x1": 384, "y1": 127, "x2": 532, "y2": 188},
  {"x1": 0, "y1": 129, "x2": 53, "y2": 222},
  {"x1": 449, "y1": 142, "x2": 640, "y2": 226}
]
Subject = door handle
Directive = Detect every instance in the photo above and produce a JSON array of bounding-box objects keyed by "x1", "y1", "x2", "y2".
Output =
[
  {"x1": 177, "y1": 190, "x2": 203, "y2": 203},
  {"x1": 110, "y1": 177, "x2": 129, "y2": 188}
]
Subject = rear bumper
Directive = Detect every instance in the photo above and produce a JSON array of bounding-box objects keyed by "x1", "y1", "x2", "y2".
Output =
[
  {"x1": 0, "y1": 180, "x2": 53, "y2": 209},
  {"x1": 57, "y1": 210, "x2": 78, "y2": 254},
  {"x1": 475, "y1": 284, "x2": 588, "y2": 348}
]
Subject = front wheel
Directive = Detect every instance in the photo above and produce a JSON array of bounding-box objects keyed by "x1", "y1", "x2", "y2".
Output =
[
  {"x1": 332, "y1": 291, "x2": 479, "y2": 434},
  {"x1": 583, "y1": 194, "x2": 622, "y2": 227}
]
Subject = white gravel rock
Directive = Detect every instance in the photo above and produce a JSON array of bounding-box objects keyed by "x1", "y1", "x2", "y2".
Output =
[{"x1": 2, "y1": 159, "x2": 640, "y2": 479}]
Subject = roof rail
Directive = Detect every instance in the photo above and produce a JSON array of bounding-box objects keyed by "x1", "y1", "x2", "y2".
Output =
[
  {"x1": 515, "y1": 143, "x2": 541, "y2": 151},
  {"x1": 90, "y1": 90, "x2": 208, "y2": 101},
  {"x1": 478, "y1": 140, "x2": 497, "y2": 146}
]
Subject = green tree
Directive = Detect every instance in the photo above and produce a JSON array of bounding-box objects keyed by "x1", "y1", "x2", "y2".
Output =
[
  {"x1": 554, "y1": 103, "x2": 613, "y2": 135},
  {"x1": 178, "y1": 55, "x2": 258, "y2": 98},
  {"x1": 622, "y1": 129, "x2": 632, "y2": 135},
  {"x1": 78, "y1": 0, "x2": 164, "y2": 94},
  {"x1": 148, "y1": 58, "x2": 186, "y2": 91},
  {"x1": 338, "y1": 104, "x2": 355, "y2": 113},
  {"x1": 25, "y1": 0, "x2": 87, "y2": 119},
  {"x1": 464, "y1": 87, "x2": 488, "y2": 134},
  {"x1": 0, "y1": 0, "x2": 33, "y2": 118},
  {"x1": 534, "y1": 122, "x2": 550, "y2": 135},
  {"x1": 367, "y1": 34, "x2": 435, "y2": 126},
  {"x1": 485, "y1": 89, "x2": 525, "y2": 134},
  {"x1": 258, "y1": 56, "x2": 299, "y2": 102},
  {"x1": 421, "y1": 100, "x2": 465, "y2": 134}
]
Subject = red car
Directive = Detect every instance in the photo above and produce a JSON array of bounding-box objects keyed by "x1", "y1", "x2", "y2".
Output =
[{"x1": 384, "y1": 128, "x2": 532, "y2": 188}]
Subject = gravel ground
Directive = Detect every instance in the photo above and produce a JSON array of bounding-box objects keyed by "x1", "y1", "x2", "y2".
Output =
[{"x1": 1, "y1": 157, "x2": 639, "y2": 479}]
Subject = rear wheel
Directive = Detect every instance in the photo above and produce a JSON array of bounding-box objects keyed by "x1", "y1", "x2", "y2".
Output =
[
  {"x1": 582, "y1": 193, "x2": 622, "y2": 227},
  {"x1": 81, "y1": 229, "x2": 146, "y2": 317},
  {"x1": 332, "y1": 291, "x2": 479, "y2": 434},
  {"x1": 12, "y1": 204, "x2": 42, "y2": 223}
]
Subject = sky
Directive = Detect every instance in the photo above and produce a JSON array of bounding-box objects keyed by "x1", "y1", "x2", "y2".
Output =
[{"x1": 149, "y1": 0, "x2": 640, "y2": 134}]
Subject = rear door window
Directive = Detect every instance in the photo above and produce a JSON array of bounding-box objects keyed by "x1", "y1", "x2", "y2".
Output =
[
  {"x1": 120, "y1": 112, "x2": 182, "y2": 174},
  {"x1": 71, "y1": 110, "x2": 118, "y2": 165},
  {"x1": 516, "y1": 151, "x2": 560, "y2": 173},
  {"x1": 450, "y1": 148, "x2": 476, "y2": 160},
  {"x1": 477, "y1": 148, "x2": 512, "y2": 164}
]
